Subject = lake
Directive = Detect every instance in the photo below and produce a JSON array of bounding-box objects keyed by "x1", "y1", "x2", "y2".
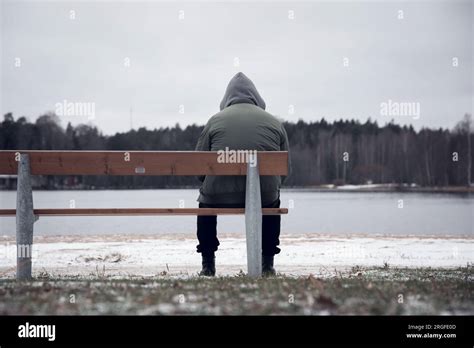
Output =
[{"x1": 0, "y1": 189, "x2": 472, "y2": 237}]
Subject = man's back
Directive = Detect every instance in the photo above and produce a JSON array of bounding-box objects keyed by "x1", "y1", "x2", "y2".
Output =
[
  {"x1": 196, "y1": 72, "x2": 290, "y2": 205},
  {"x1": 207, "y1": 103, "x2": 283, "y2": 152}
]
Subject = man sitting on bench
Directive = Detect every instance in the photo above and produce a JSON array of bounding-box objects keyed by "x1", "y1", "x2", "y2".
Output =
[{"x1": 195, "y1": 72, "x2": 290, "y2": 277}]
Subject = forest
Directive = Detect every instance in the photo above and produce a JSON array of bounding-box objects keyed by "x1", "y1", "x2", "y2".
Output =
[{"x1": 0, "y1": 112, "x2": 472, "y2": 188}]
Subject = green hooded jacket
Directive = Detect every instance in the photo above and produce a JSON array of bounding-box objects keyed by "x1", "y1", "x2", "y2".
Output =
[{"x1": 196, "y1": 72, "x2": 290, "y2": 205}]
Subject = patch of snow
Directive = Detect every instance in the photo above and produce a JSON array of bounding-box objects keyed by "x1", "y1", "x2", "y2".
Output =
[
  {"x1": 336, "y1": 183, "x2": 399, "y2": 190},
  {"x1": 0, "y1": 234, "x2": 472, "y2": 277}
]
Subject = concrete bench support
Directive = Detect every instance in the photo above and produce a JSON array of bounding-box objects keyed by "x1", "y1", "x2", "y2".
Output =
[
  {"x1": 16, "y1": 154, "x2": 35, "y2": 280},
  {"x1": 245, "y1": 154, "x2": 262, "y2": 277}
]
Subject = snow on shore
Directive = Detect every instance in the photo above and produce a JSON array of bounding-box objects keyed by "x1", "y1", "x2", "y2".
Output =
[{"x1": 0, "y1": 234, "x2": 472, "y2": 277}]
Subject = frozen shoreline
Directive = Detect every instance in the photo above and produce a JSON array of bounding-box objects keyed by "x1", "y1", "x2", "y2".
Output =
[{"x1": 0, "y1": 234, "x2": 472, "y2": 278}]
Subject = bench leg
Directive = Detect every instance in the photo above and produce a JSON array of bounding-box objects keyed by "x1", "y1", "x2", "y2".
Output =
[
  {"x1": 16, "y1": 154, "x2": 35, "y2": 280},
  {"x1": 245, "y1": 155, "x2": 262, "y2": 277}
]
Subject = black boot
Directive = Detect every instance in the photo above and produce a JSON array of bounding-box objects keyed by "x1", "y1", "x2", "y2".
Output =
[
  {"x1": 199, "y1": 253, "x2": 216, "y2": 277},
  {"x1": 262, "y1": 255, "x2": 276, "y2": 277}
]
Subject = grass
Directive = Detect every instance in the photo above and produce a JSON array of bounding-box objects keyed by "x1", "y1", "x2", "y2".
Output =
[{"x1": 0, "y1": 266, "x2": 472, "y2": 315}]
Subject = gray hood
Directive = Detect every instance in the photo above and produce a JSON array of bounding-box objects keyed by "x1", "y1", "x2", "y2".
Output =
[{"x1": 219, "y1": 72, "x2": 266, "y2": 111}]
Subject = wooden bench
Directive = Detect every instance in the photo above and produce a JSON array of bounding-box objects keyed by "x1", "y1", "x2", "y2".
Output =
[{"x1": 0, "y1": 150, "x2": 289, "y2": 279}]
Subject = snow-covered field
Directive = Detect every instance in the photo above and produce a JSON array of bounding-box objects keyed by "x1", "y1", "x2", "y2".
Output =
[{"x1": 0, "y1": 234, "x2": 472, "y2": 278}]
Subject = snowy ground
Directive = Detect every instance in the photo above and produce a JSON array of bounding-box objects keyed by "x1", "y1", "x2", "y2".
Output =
[{"x1": 0, "y1": 234, "x2": 472, "y2": 278}]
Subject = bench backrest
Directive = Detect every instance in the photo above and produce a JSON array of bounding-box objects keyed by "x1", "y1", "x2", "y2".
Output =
[{"x1": 0, "y1": 150, "x2": 288, "y2": 176}]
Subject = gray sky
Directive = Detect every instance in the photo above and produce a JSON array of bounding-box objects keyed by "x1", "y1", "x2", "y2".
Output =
[{"x1": 1, "y1": 0, "x2": 472, "y2": 135}]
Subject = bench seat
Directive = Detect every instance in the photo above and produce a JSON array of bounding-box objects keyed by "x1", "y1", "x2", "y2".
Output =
[{"x1": 0, "y1": 208, "x2": 288, "y2": 216}]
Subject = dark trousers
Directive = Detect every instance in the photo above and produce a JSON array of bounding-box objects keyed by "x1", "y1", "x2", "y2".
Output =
[{"x1": 196, "y1": 199, "x2": 281, "y2": 256}]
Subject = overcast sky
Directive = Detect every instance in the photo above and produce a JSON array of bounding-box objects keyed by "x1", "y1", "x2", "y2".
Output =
[{"x1": 1, "y1": 0, "x2": 472, "y2": 135}]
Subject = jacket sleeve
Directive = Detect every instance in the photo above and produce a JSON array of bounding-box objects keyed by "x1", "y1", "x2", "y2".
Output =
[
  {"x1": 280, "y1": 124, "x2": 291, "y2": 184},
  {"x1": 195, "y1": 122, "x2": 212, "y2": 183}
]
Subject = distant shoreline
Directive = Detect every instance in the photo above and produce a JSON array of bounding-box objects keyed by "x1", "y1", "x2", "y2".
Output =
[
  {"x1": 285, "y1": 185, "x2": 474, "y2": 194},
  {"x1": 1, "y1": 185, "x2": 472, "y2": 193}
]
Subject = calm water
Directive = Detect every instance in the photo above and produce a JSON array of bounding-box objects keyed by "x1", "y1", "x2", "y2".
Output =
[{"x1": 0, "y1": 189, "x2": 472, "y2": 237}]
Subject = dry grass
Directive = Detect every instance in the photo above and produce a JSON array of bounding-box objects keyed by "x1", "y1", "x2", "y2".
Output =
[{"x1": 0, "y1": 266, "x2": 472, "y2": 315}]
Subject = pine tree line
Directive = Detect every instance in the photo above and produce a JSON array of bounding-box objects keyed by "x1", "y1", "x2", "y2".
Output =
[{"x1": 0, "y1": 113, "x2": 472, "y2": 188}]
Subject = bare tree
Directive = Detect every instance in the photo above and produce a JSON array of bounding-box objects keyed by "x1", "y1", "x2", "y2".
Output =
[{"x1": 454, "y1": 114, "x2": 472, "y2": 186}]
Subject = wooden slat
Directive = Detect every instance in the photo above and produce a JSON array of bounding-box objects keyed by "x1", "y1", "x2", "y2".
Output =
[
  {"x1": 0, "y1": 208, "x2": 288, "y2": 216},
  {"x1": 0, "y1": 151, "x2": 288, "y2": 176}
]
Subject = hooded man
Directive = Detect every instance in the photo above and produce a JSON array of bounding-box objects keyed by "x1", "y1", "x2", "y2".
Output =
[{"x1": 195, "y1": 72, "x2": 290, "y2": 276}]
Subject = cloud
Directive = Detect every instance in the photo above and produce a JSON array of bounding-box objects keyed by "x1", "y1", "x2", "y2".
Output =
[{"x1": 1, "y1": 0, "x2": 472, "y2": 134}]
